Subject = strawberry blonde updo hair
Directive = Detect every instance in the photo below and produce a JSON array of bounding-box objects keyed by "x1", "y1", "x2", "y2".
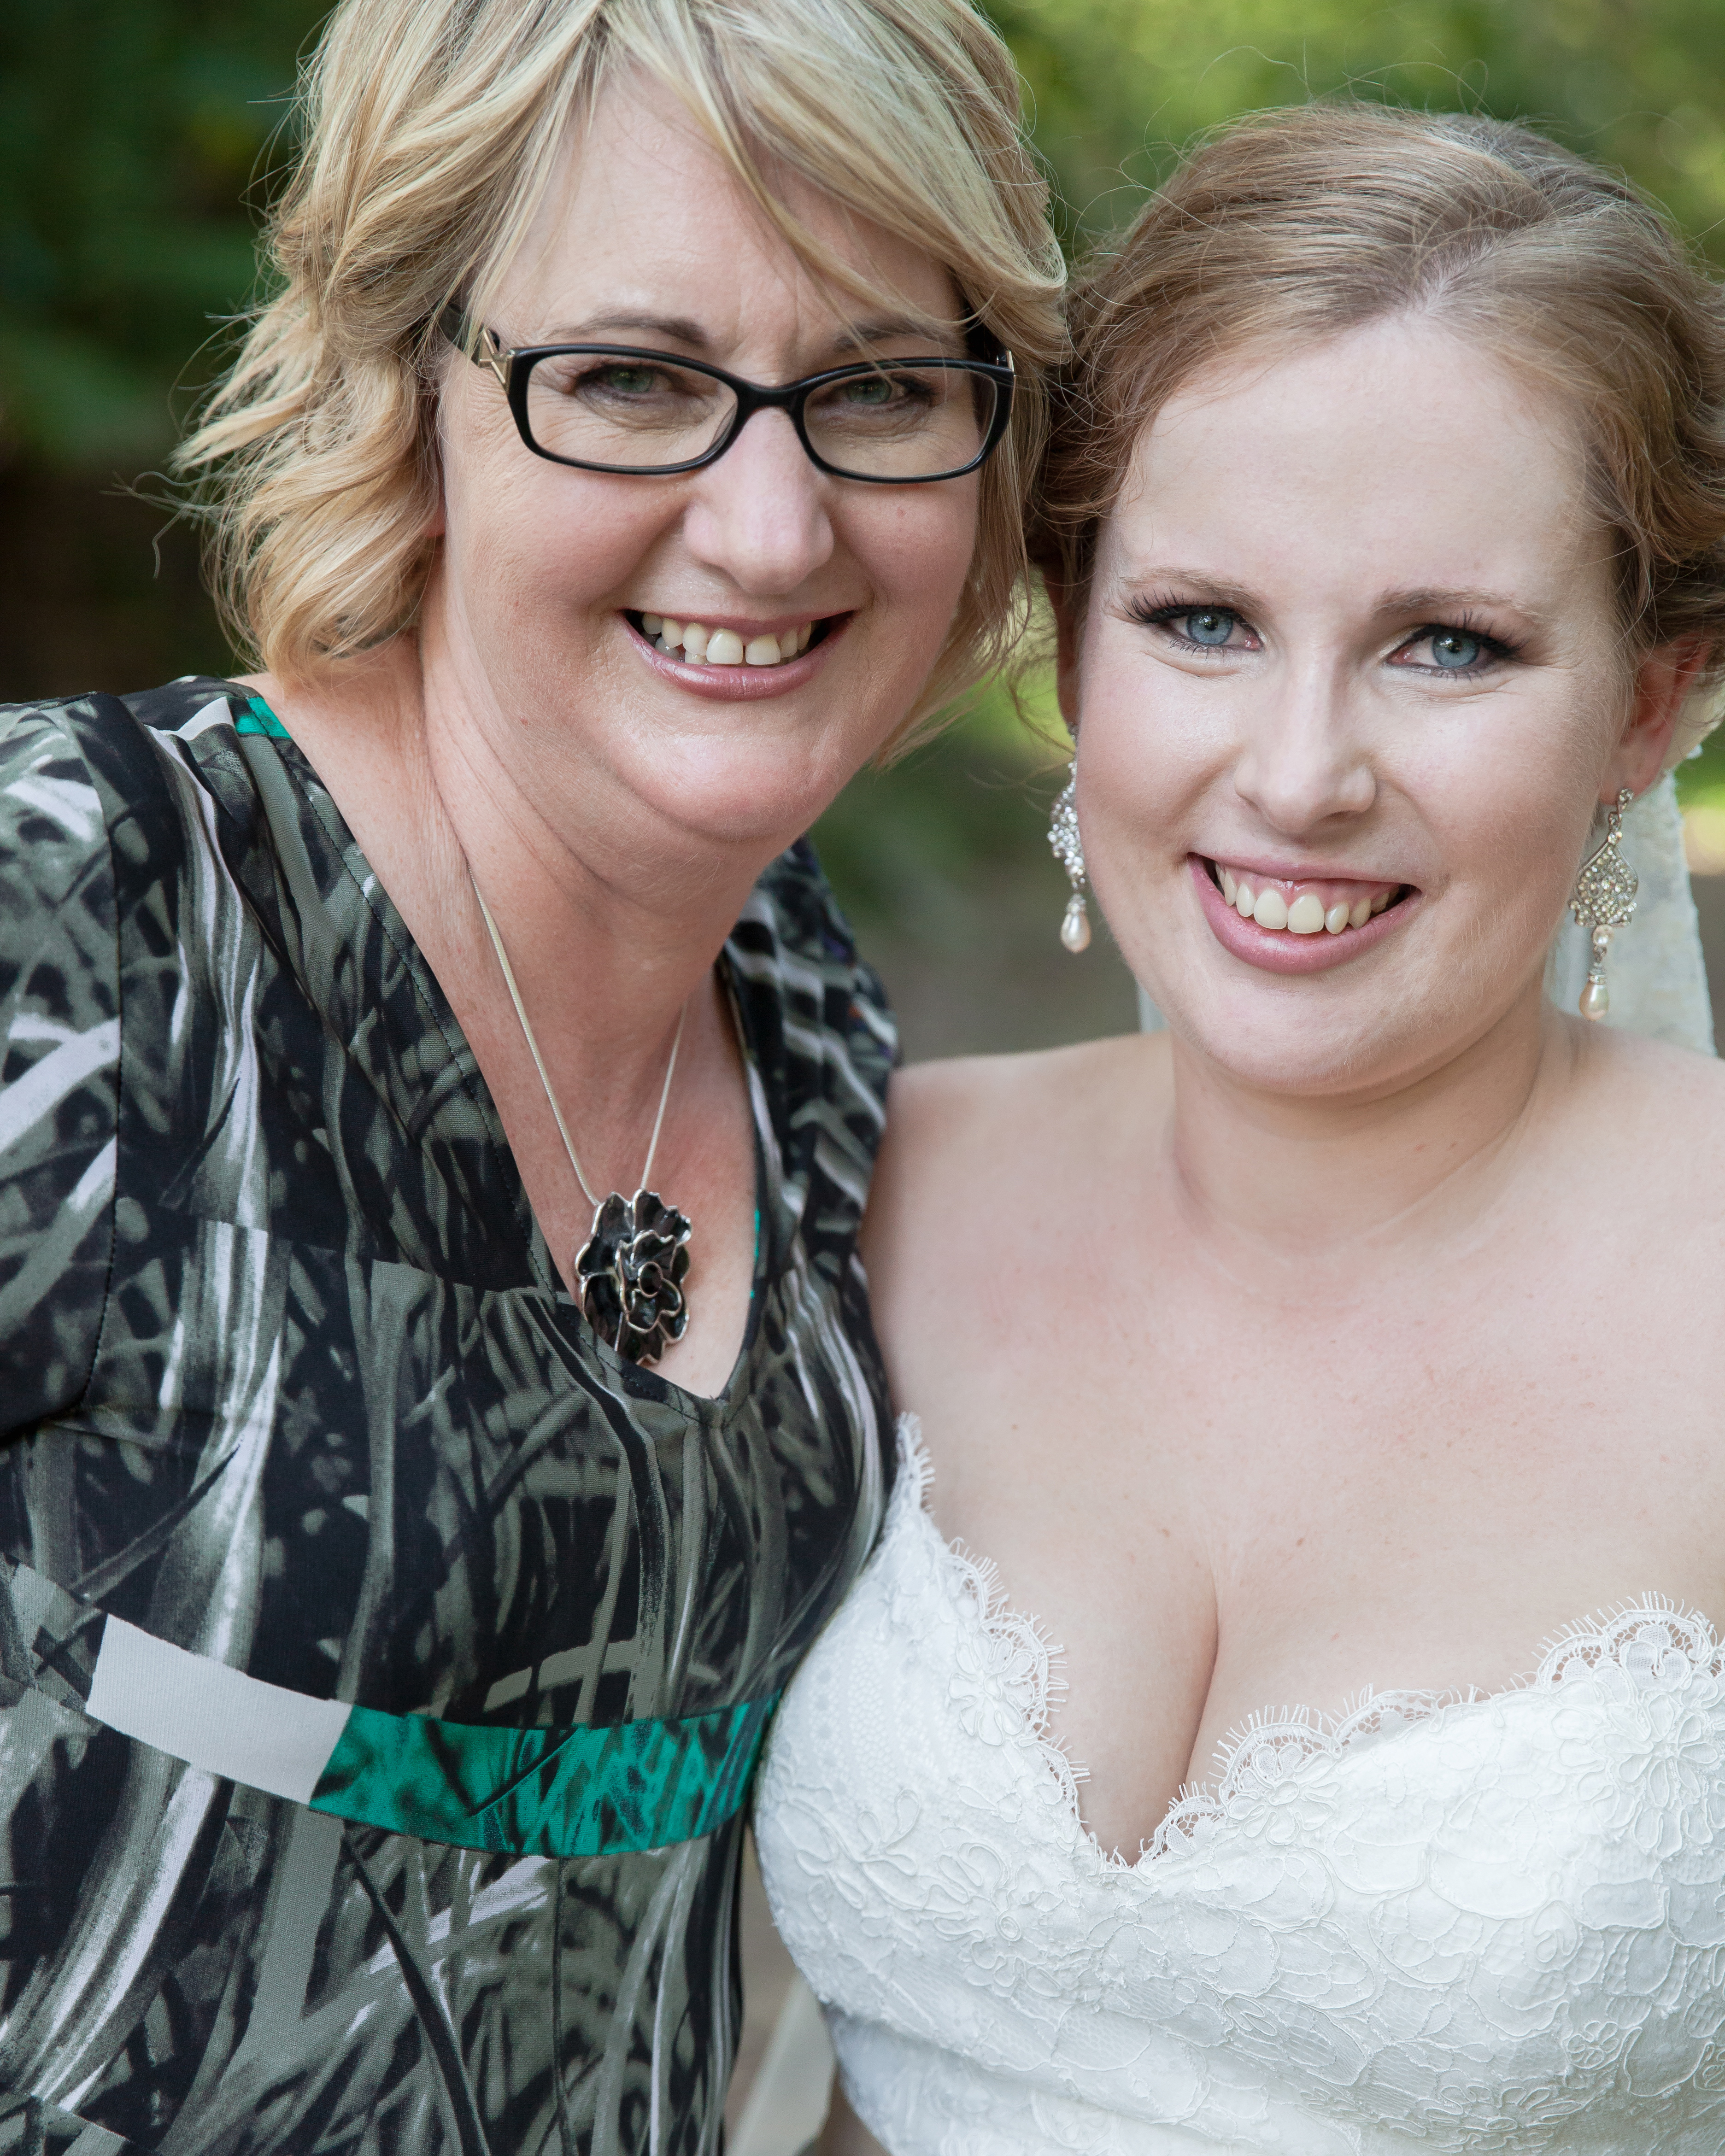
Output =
[
  {"x1": 179, "y1": 0, "x2": 1065, "y2": 730},
  {"x1": 1033, "y1": 102, "x2": 1725, "y2": 760}
]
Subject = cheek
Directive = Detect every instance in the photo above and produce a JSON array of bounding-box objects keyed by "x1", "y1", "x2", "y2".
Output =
[
  {"x1": 852, "y1": 483, "x2": 979, "y2": 616},
  {"x1": 1401, "y1": 684, "x2": 1617, "y2": 928},
  {"x1": 1073, "y1": 643, "x2": 1225, "y2": 852},
  {"x1": 440, "y1": 409, "x2": 661, "y2": 622}
]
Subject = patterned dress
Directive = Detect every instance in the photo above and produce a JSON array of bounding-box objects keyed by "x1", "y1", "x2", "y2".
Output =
[{"x1": 0, "y1": 679, "x2": 895, "y2": 2155}]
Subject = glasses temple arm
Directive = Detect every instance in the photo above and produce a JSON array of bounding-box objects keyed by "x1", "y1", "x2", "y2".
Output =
[{"x1": 437, "y1": 303, "x2": 510, "y2": 387}]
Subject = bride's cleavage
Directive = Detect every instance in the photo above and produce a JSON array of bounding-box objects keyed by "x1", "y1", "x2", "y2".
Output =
[
  {"x1": 1026, "y1": 1577, "x2": 1719, "y2": 1870},
  {"x1": 1205, "y1": 855, "x2": 1406, "y2": 935},
  {"x1": 910, "y1": 1452, "x2": 1721, "y2": 1868}
]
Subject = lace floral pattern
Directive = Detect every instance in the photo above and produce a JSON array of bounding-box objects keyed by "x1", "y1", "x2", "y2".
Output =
[
  {"x1": 756, "y1": 1419, "x2": 1725, "y2": 2154},
  {"x1": 1155, "y1": 1599, "x2": 1725, "y2": 1865}
]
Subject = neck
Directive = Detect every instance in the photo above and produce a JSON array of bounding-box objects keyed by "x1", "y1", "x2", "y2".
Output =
[
  {"x1": 413, "y1": 610, "x2": 775, "y2": 1059},
  {"x1": 1163, "y1": 980, "x2": 1567, "y2": 1271},
  {"x1": 249, "y1": 604, "x2": 791, "y2": 1153}
]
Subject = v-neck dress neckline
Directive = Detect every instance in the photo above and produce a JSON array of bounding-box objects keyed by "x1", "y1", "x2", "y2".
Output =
[{"x1": 238, "y1": 687, "x2": 771, "y2": 1414}]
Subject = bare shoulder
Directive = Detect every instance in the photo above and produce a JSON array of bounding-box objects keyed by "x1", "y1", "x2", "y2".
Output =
[
  {"x1": 1585, "y1": 1027, "x2": 1725, "y2": 1183},
  {"x1": 1574, "y1": 1032, "x2": 1725, "y2": 1350},
  {"x1": 862, "y1": 1031, "x2": 1168, "y2": 1399},
  {"x1": 868, "y1": 1031, "x2": 1164, "y2": 1240}
]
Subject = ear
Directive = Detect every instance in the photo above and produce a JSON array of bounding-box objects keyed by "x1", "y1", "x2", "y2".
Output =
[
  {"x1": 1050, "y1": 580, "x2": 1084, "y2": 737},
  {"x1": 420, "y1": 375, "x2": 449, "y2": 540},
  {"x1": 423, "y1": 424, "x2": 448, "y2": 540},
  {"x1": 1606, "y1": 636, "x2": 1711, "y2": 799}
]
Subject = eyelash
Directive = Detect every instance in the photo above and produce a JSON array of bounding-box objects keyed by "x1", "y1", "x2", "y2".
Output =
[
  {"x1": 1124, "y1": 593, "x2": 1247, "y2": 651},
  {"x1": 1124, "y1": 594, "x2": 1523, "y2": 673},
  {"x1": 1392, "y1": 614, "x2": 1523, "y2": 673}
]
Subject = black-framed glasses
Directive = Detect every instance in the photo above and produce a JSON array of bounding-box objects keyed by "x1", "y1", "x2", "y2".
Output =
[{"x1": 439, "y1": 304, "x2": 1013, "y2": 484}]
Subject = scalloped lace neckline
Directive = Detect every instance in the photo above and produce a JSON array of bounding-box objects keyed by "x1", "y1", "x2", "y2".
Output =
[{"x1": 889, "y1": 1414, "x2": 1725, "y2": 1874}]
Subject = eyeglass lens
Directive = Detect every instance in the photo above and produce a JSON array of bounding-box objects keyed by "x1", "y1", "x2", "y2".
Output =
[{"x1": 522, "y1": 352, "x2": 998, "y2": 478}]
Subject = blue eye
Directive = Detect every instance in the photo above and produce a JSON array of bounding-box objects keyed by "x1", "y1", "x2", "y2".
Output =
[
  {"x1": 1127, "y1": 596, "x2": 1262, "y2": 649},
  {"x1": 1429, "y1": 629, "x2": 1483, "y2": 669}
]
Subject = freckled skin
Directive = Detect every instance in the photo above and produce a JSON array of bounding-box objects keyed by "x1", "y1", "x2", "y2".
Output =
[{"x1": 859, "y1": 320, "x2": 1725, "y2": 1868}]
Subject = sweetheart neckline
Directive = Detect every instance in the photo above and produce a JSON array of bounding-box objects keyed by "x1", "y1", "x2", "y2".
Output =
[{"x1": 887, "y1": 1414, "x2": 1725, "y2": 1873}]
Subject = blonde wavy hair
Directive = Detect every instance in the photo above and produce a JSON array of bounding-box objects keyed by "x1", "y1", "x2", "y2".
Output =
[
  {"x1": 1035, "y1": 103, "x2": 1725, "y2": 762},
  {"x1": 180, "y1": 0, "x2": 1066, "y2": 735}
]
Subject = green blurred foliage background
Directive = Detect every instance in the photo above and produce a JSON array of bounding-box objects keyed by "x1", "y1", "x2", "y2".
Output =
[{"x1": 7, "y1": 0, "x2": 1725, "y2": 1049}]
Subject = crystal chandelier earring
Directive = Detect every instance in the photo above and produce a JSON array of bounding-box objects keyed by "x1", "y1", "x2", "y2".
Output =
[
  {"x1": 1569, "y1": 788, "x2": 1638, "y2": 1021},
  {"x1": 1048, "y1": 772, "x2": 1091, "y2": 952}
]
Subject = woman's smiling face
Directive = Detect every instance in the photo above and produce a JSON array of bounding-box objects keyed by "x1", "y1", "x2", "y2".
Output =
[
  {"x1": 1068, "y1": 314, "x2": 1682, "y2": 1095},
  {"x1": 428, "y1": 75, "x2": 983, "y2": 859}
]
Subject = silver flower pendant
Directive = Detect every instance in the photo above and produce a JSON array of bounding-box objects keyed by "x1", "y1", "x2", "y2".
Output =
[{"x1": 575, "y1": 1189, "x2": 693, "y2": 1366}]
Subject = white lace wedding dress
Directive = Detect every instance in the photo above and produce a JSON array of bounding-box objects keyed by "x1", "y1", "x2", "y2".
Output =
[{"x1": 754, "y1": 1421, "x2": 1725, "y2": 2154}]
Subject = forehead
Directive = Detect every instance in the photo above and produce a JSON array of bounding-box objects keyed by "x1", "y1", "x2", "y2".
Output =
[
  {"x1": 497, "y1": 72, "x2": 964, "y2": 343},
  {"x1": 1106, "y1": 316, "x2": 1603, "y2": 603}
]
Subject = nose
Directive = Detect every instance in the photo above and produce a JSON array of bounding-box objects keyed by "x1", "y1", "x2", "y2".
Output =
[
  {"x1": 1232, "y1": 655, "x2": 1377, "y2": 835},
  {"x1": 681, "y1": 407, "x2": 835, "y2": 594}
]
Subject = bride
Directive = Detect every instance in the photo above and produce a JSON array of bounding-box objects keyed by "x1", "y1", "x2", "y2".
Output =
[{"x1": 754, "y1": 103, "x2": 1725, "y2": 2153}]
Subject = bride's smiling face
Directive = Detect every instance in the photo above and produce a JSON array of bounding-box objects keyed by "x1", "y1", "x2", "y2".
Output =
[{"x1": 1068, "y1": 314, "x2": 1686, "y2": 1093}]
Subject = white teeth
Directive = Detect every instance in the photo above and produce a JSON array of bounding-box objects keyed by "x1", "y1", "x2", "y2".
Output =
[
  {"x1": 1286, "y1": 893, "x2": 1325, "y2": 935},
  {"x1": 641, "y1": 616, "x2": 815, "y2": 665},
  {"x1": 1215, "y1": 863, "x2": 1397, "y2": 936}
]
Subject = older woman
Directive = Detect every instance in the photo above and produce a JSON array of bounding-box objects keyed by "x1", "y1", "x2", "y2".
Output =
[
  {"x1": 758, "y1": 106, "x2": 1725, "y2": 2152},
  {"x1": 0, "y1": 0, "x2": 1060, "y2": 2147}
]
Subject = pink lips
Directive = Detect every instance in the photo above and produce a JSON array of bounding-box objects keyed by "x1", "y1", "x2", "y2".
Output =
[
  {"x1": 624, "y1": 613, "x2": 846, "y2": 701},
  {"x1": 1190, "y1": 855, "x2": 1415, "y2": 973}
]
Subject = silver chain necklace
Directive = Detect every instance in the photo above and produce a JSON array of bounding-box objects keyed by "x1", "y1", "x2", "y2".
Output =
[{"x1": 469, "y1": 869, "x2": 693, "y2": 1366}]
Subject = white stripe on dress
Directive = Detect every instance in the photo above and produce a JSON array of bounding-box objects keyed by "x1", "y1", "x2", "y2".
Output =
[{"x1": 86, "y1": 1617, "x2": 352, "y2": 1804}]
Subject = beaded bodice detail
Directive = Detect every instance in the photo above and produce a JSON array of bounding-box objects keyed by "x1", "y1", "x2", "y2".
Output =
[{"x1": 755, "y1": 1421, "x2": 1725, "y2": 2154}]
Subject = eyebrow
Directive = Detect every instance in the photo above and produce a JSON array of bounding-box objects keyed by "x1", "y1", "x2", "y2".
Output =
[
  {"x1": 830, "y1": 314, "x2": 968, "y2": 358},
  {"x1": 1123, "y1": 569, "x2": 1262, "y2": 613},
  {"x1": 529, "y1": 309, "x2": 968, "y2": 362},
  {"x1": 545, "y1": 310, "x2": 714, "y2": 347},
  {"x1": 1377, "y1": 586, "x2": 1554, "y2": 628}
]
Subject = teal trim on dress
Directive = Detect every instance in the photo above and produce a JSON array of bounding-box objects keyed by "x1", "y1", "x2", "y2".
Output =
[
  {"x1": 235, "y1": 696, "x2": 291, "y2": 739},
  {"x1": 310, "y1": 1691, "x2": 780, "y2": 1857}
]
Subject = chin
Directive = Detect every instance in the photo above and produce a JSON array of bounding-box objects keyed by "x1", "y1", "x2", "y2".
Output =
[
  {"x1": 622, "y1": 739, "x2": 852, "y2": 854},
  {"x1": 1146, "y1": 950, "x2": 1445, "y2": 1095},
  {"x1": 1188, "y1": 962, "x2": 1545, "y2": 1099},
  {"x1": 1199, "y1": 1019, "x2": 1408, "y2": 1096}
]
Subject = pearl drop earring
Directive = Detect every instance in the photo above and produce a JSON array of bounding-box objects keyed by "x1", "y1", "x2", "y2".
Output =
[
  {"x1": 1048, "y1": 773, "x2": 1091, "y2": 953},
  {"x1": 1569, "y1": 788, "x2": 1638, "y2": 1020}
]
